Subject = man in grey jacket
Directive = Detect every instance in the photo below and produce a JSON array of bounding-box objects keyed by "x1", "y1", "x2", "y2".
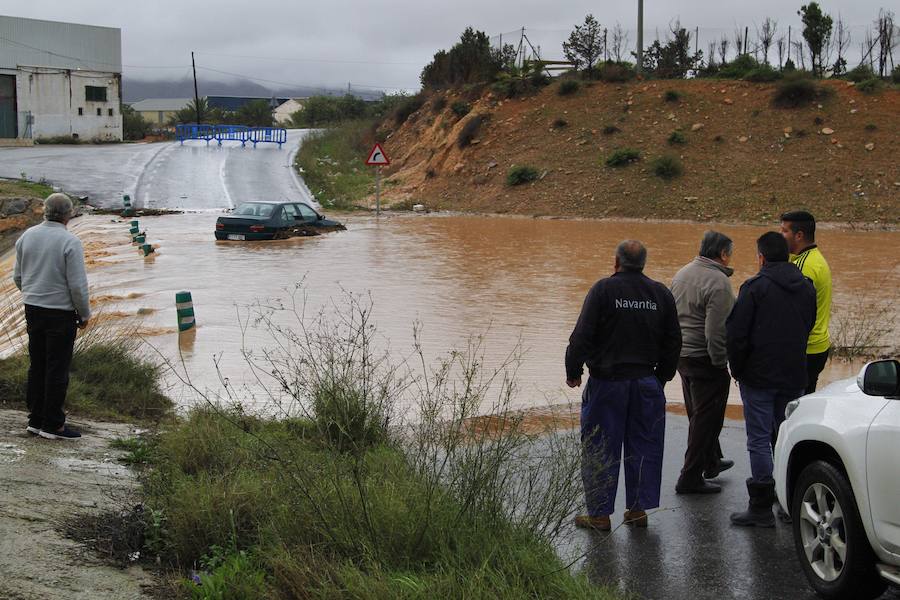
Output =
[
  {"x1": 13, "y1": 193, "x2": 90, "y2": 440},
  {"x1": 672, "y1": 231, "x2": 736, "y2": 494}
]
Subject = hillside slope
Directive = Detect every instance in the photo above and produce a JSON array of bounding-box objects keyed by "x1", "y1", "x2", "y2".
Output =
[{"x1": 377, "y1": 80, "x2": 899, "y2": 224}]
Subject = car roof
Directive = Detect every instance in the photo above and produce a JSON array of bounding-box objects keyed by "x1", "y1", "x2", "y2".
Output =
[{"x1": 239, "y1": 200, "x2": 312, "y2": 206}]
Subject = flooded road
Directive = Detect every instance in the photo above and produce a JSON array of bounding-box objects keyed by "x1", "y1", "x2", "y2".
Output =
[{"x1": 1, "y1": 139, "x2": 898, "y2": 413}]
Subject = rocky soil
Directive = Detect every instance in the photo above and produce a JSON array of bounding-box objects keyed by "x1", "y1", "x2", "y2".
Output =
[{"x1": 0, "y1": 409, "x2": 155, "y2": 600}]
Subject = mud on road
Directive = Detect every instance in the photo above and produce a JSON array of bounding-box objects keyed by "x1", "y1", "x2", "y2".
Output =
[{"x1": 0, "y1": 409, "x2": 154, "y2": 600}]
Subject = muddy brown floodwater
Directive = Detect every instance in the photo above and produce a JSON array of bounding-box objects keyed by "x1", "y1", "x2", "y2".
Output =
[{"x1": 2, "y1": 212, "x2": 898, "y2": 415}]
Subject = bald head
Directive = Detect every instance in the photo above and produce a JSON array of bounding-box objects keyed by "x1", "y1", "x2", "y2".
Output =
[
  {"x1": 44, "y1": 193, "x2": 74, "y2": 223},
  {"x1": 615, "y1": 239, "x2": 647, "y2": 272}
]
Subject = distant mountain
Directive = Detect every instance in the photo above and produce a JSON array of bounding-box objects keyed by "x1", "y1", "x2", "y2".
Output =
[{"x1": 122, "y1": 77, "x2": 385, "y2": 103}]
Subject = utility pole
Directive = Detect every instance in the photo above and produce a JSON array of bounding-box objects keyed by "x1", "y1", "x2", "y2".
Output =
[
  {"x1": 191, "y1": 51, "x2": 201, "y2": 124},
  {"x1": 744, "y1": 26, "x2": 749, "y2": 54},
  {"x1": 636, "y1": 0, "x2": 644, "y2": 74}
]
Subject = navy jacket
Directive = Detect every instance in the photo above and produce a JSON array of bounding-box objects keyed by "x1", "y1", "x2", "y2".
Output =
[
  {"x1": 566, "y1": 271, "x2": 682, "y2": 382},
  {"x1": 726, "y1": 261, "x2": 817, "y2": 390}
]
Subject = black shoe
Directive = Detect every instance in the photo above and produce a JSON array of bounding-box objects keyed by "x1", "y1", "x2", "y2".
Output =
[
  {"x1": 26, "y1": 425, "x2": 40, "y2": 436},
  {"x1": 676, "y1": 479, "x2": 722, "y2": 495},
  {"x1": 39, "y1": 426, "x2": 82, "y2": 440},
  {"x1": 704, "y1": 459, "x2": 735, "y2": 479}
]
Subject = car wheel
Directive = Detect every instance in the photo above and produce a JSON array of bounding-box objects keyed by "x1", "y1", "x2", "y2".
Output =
[{"x1": 791, "y1": 460, "x2": 887, "y2": 600}]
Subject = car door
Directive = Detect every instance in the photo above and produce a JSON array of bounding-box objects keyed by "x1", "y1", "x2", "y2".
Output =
[
  {"x1": 280, "y1": 204, "x2": 299, "y2": 227},
  {"x1": 295, "y1": 203, "x2": 319, "y2": 224},
  {"x1": 867, "y1": 400, "x2": 900, "y2": 556}
]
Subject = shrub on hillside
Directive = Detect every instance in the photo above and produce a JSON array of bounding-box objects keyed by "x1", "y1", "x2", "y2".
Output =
[
  {"x1": 856, "y1": 78, "x2": 884, "y2": 94},
  {"x1": 664, "y1": 90, "x2": 681, "y2": 102},
  {"x1": 846, "y1": 65, "x2": 876, "y2": 82},
  {"x1": 717, "y1": 54, "x2": 759, "y2": 79},
  {"x1": 457, "y1": 114, "x2": 485, "y2": 148},
  {"x1": 602, "y1": 124, "x2": 620, "y2": 135},
  {"x1": 530, "y1": 70, "x2": 552, "y2": 87},
  {"x1": 431, "y1": 96, "x2": 448, "y2": 113},
  {"x1": 744, "y1": 65, "x2": 782, "y2": 82},
  {"x1": 558, "y1": 80, "x2": 581, "y2": 96},
  {"x1": 598, "y1": 62, "x2": 636, "y2": 82},
  {"x1": 605, "y1": 148, "x2": 640, "y2": 167},
  {"x1": 893, "y1": 65, "x2": 900, "y2": 84},
  {"x1": 451, "y1": 101, "x2": 471, "y2": 117},
  {"x1": 506, "y1": 165, "x2": 540, "y2": 186},
  {"x1": 393, "y1": 95, "x2": 425, "y2": 125},
  {"x1": 772, "y1": 78, "x2": 830, "y2": 108},
  {"x1": 652, "y1": 154, "x2": 683, "y2": 179},
  {"x1": 668, "y1": 130, "x2": 686, "y2": 145},
  {"x1": 552, "y1": 118, "x2": 569, "y2": 129}
]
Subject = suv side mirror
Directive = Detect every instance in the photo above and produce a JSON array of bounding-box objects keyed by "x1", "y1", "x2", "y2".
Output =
[{"x1": 857, "y1": 359, "x2": 900, "y2": 398}]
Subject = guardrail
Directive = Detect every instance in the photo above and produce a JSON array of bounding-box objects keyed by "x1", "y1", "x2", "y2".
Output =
[{"x1": 175, "y1": 124, "x2": 287, "y2": 148}]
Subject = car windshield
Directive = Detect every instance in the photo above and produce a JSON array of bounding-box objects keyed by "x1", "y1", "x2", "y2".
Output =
[{"x1": 234, "y1": 203, "x2": 275, "y2": 217}]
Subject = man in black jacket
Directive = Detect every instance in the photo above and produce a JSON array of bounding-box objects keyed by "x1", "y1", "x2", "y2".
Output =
[
  {"x1": 566, "y1": 240, "x2": 682, "y2": 531},
  {"x1": 726, "y1": 232, "x2": 816, "y2": 528}
]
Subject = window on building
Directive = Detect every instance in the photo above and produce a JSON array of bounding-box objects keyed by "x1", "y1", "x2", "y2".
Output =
[
  {"x1": 96, "y1": 107, "x2": 102, "y2": 116},
  {"x1": 108, "y1": 108, "x2": 114, "y2": 117},
  {"x1": 85, "y1": 86, "x2": 107, "y2": 102},
  {"x1": 78, "y1": 107, "x2": 83, "y2": 116}
]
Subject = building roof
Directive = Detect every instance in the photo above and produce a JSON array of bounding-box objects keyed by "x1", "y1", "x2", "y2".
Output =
[{"x1": 129, "y1": 98, "x2": 192, "y2": 112}]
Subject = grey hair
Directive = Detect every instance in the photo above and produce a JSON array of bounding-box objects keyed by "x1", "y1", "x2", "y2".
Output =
[
  {"x1": 44, "y1": 193, "x2": 74, "y2": 222},
  {"x1": 616, "y1": 239, "x2": 647, "y2": 272},
  {"x1": 698, "y1": 230, "x2": 734, "y2": 260}
]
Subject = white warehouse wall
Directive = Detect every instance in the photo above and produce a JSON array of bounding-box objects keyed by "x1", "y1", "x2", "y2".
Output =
[{"x1": 16, "y1": 68, "x2": 122, "y2": 141}]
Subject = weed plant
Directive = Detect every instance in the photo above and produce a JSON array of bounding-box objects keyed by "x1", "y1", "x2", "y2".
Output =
[
  {"x1": 668, "y1": 130, "x2": 686, "y2": 145},
  {"x1": 772, "y1": 78, "x2": 833, "y2": 108},
  {"x1": 506, "y1": 165, "x2": 540, "y2": 186},
  {"x1": 602, "y1": 125, "x2": 621, "y2": 135},
  {"x1": 558, "y1": 80, "x2": 581, "y2": 96},
  {"x1": 605, "y1": 148, "x2": 640, "y2": 167},
  {"x1": 431, "y1": 96, "x2": 447, "y2": 113},
  {"x1": 652, "y1": 154, "x2": 684, "y2": 179},
  {"x1": 855, "y1": 78, "x2": 884, "y2": 94},
  {"x1": 129, "y1": 290, "x2": 608, "y2": 598},
  {"x1": 451, "y1": 101, "x2": 471, "y2": 117},
  {"x1": 663, "y1": 90, "x2": 681, "y2": 102}
]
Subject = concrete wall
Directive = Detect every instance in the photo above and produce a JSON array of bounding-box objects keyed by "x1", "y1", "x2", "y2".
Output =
[{"x1": 15, "y1": 68, "x2": 122, "y2": 141}]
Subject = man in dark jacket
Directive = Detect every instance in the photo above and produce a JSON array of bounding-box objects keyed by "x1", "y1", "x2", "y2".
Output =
[
  {"x1": 566, "y1": 240, "x2": 682, "y2": 531},
  {"x1": 726, "y1": 232, "x2": 816, "y2": 527}
]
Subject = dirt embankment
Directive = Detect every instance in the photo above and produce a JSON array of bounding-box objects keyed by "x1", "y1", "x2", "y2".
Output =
[
  {"x1": 0, "y1": 409, "x2": 155, "y2": 600},
  {"x1": 377, "y1": 80, "x2": 899, "y2": 225}
]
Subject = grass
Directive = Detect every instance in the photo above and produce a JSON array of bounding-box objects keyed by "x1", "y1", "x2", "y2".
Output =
[
  {"x1": 69, "y1": 293, "x2": 617, "y2": 599},
  {"x1": 855, "y1": 78, "x2": 884, "y2": 94},
  {"x1": 605, "y1": 148, "x2": 640, "y2": 167},
  {"x1": 294, "y1": 119, "x2": 376, "y2": 209},
  {"x1": 506, "y1": 165, "x2": 540, "y2": 186},
  {"x1": 558, "y1": 80, "x2": 581, "y2": 96},
  {"x1": 668, "y1": 130, "x2": 686, "y2": 145},
  {"x1": 0, "y1": 327, "x2": 172, "y2": 422},
  {"x1": 0, "y1": 178, "x2": 54, "y2": 199},
  {"x1": 451, "y1": 101, "x2": 471, "y2": 117},
  {"x1": 663, "y1": 90, "x2": 681, "y2": 102},
  {"x1": 772, "y1": 78, "x2": 833, "y2": 109},
  {"x1": 652, "y1": 154, "x2": 684, "y2": 180}
]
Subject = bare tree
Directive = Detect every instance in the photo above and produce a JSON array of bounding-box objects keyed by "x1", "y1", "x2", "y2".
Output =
[
  {"x1": 861, "y1": 28, "x2": 877, "y2": 69},
  {"x1": 776, "y1": 36, "x2": 787, "y2": 68},
  {"x1": 708, "y1": 41, "x2": 718, "y2": 68},
  {"x1": 610, "y1": 22, "x2": 629, "y2": 62},
  {"x1": 734, "y1": 27, "x2": 745, "y2": 56},
  {"x1": 719, "y1": 36, "x2": 730, "y2": 64},
  {"x1": 832, "y1": 15, "x2": 852, "y2": 75},
  {"x1": 793, "y1": 40, "x2": 807, "y2": 70},
  {"x1": 875, "y1": 9, "x2": 897, "y2": 77},
  {"x1": 758, "y1": 18, "x2": 778, "y2": 64}
]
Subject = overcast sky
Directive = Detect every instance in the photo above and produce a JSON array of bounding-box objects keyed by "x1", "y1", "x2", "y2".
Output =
[{"x1": 0, "y1": 0, "x2": 890, "y2": 92}]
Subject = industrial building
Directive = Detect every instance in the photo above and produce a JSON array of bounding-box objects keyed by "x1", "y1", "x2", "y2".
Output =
[
  {"x1": 0, "y1": 15, "x2": 122, "y2": 144},
  {"x1": 129, "y1": 98, "x2": 191, "y2": 126}
]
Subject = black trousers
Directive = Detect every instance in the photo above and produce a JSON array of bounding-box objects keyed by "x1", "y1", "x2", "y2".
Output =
[
  {"x1": 677, "y1": 355, "x2": 731, "y2": 485},
  {"x1": 805, "y1": 349, "x2": 830, "y2": 395},
  {"x1": 25, "y1": 305, "x2": 77, "y2": 432}
]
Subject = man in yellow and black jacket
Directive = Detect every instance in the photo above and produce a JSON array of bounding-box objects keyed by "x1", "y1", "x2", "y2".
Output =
[{"x1": 781, "y1": 210, "x2": 832, "y2": 394}]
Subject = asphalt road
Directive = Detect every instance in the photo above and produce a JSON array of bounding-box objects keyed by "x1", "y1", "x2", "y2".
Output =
[{"x1": 556, "y1": 414, "x2": 900, "y2": 600}]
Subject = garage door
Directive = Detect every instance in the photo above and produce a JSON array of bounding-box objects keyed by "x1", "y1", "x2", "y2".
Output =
[{"x1": 0, "y1": 75, "x2": 17, "y2": 138}]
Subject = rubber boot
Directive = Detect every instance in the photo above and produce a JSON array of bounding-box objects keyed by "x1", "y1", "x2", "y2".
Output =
[{"x1": 730, "y1": 478, "x2": 776, "y2": 528}]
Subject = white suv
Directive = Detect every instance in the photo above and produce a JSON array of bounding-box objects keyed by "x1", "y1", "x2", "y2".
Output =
[{"x1": 775, "y1": 359, "x2": 900, "y2": 599}]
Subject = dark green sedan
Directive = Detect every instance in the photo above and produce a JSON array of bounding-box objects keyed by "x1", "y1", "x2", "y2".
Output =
[{"x1": 215, "y1": 201, "x2": 345, "y2": 241}]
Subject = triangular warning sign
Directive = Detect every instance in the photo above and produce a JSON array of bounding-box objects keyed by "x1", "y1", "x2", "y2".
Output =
[{"x1": 365, "y1": 143, "x2": 390, "y2": 166}]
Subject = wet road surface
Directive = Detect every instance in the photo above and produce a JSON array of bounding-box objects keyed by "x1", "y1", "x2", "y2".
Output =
[{"x1": 559, "y1": 414, "x2": 900, "y2": 600}]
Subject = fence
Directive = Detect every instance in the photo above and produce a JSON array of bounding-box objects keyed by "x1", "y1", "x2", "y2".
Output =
[{"x1": 175, "y1": 124, "x2": 288, "y2": 148}]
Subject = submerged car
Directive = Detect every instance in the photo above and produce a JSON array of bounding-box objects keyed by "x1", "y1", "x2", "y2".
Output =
[
  {"x1": 774, "y1": 358, "x2": 900, "y2": 600},
  {"x1": 215, "y1": 201, "x2": 344, "y2": 241}
]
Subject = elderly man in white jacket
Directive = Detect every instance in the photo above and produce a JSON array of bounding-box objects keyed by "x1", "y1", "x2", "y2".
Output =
[{"x1": 13, "y1": 193, "x2": 90, "y2": 440}]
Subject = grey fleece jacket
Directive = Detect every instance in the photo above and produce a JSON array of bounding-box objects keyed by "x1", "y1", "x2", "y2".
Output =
[
  {"x1": 670, "y1": 256, "x2": 734, "y2": 367},
  {"x1": 13, "y1": 221, "x2": 91, "y2": 320}
]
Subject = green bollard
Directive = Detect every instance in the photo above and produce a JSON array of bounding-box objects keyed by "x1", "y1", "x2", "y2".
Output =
[
  {"x1": 130, "y1": 226, "x2": 140, "y2": 235},
  {"x1": 141, "y1": 243, "x2": 154, "y2": 257},
  {"x1": 130, "y1": 220, "x2": 139, "y2": 228},
  {"x1": 135, "y1": 235, "x2": 145, "y2": 244},
  {"x1": 175, "y1": 291, "x2": 195, "y2": 332}
]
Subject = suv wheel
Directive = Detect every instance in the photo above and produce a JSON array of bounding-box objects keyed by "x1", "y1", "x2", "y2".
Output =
[{"x1": 791, "y1": 460, "x2": 887, "y2": 599}]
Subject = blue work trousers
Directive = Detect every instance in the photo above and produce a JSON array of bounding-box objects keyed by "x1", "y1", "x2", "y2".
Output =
[
  {"x1": 581, "y1": 375, "x2": 667, "y2": 516},
  {"x1": 738, "y1": 383, "x2": 804, "y2": 482}
]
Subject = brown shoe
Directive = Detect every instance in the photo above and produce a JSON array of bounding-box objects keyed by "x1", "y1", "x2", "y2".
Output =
[
  {"x1": 623, "y1": 510, "x2": 648, "y2": 527},
  {"x1": 574, "y1": 515, "x2": 611, "y2": 531}
]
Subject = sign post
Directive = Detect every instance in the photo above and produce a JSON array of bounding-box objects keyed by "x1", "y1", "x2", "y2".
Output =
[{"x1": 365, "y1": 143, "x2": 390, "y2": 216}]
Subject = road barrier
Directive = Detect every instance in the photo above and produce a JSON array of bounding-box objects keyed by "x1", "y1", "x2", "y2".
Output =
[
  {"x1": 175, "y1": 124, "x2": 288, "y2": 148},
  {"x1": 176, "y1": 291, "x2": 195, "y2": 332},
  {"x1": 122, "y1": 194, "x2": 134, "y2": 217}
]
